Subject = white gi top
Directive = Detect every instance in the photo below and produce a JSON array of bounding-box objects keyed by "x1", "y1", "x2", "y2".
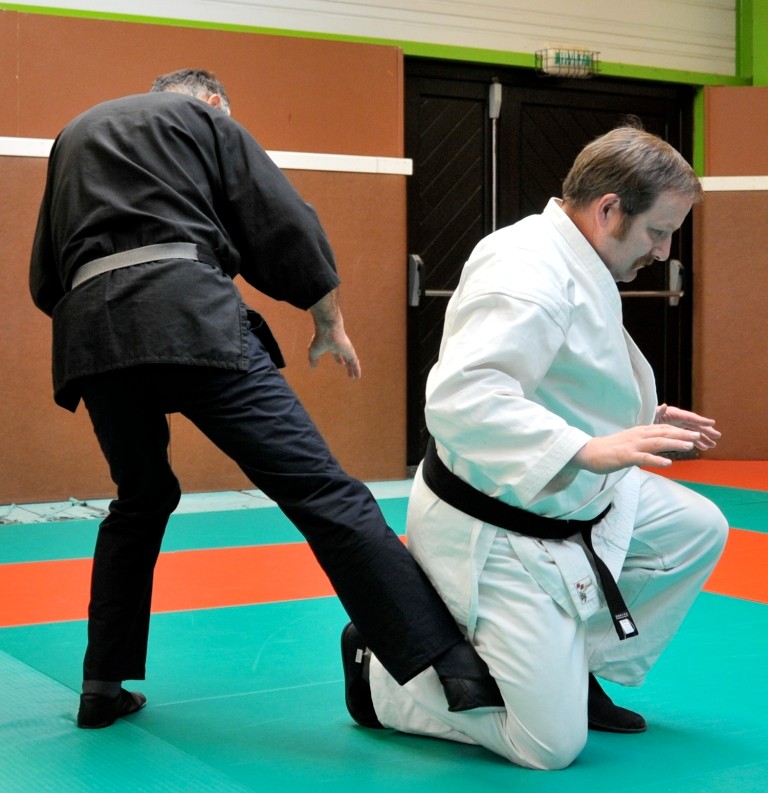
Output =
[{"x1": 410, "y1": 198, "x2": 658, "y2": 633}]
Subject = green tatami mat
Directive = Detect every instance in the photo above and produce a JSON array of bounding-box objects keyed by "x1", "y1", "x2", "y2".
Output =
[
  {"x1": 0, "y1": 497, "x2": 410, "y2": 564},
  {"x1": 1, "y1": 592, "x2": 766, "y2": 792},
  {"x1": 682, "y1": 482, "x2": 768, "y2": 534},
  {"x1": 0, "y1": 651, "x2": 253, "y2": 792}
]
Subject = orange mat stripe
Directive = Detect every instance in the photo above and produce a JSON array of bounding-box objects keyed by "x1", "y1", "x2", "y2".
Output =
[
  {"x1": 0, "y1": 529, "x2": 765, "y2": 629},
  {"x1": 651, "y1": 460, "x2": 768, "y2": 490},
  {"x1": 703, "y1": 527, "x2": 768, "y2": 603},
  {"x1": 0, "y1": 543, "x2": 335, "y2": 629}
]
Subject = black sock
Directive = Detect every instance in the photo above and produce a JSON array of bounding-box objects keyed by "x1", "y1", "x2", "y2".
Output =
[
  {"x1": 432, "y1": 640, "x2": 491, "y2": 681},
  {"x1": 82, "y1": 680, "x2": 121, "y2": 698}
]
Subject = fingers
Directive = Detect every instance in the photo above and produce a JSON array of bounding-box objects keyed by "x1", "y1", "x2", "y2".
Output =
[
  {"x1": 658, "y1": 406, "x2": 720, "y2": 440},
  {"x1": 655, "y1": 420, "x2": 719, "y2": 451},
  {"x1": 639, "y1": 452, "x2": 675, "y2": 469},
  {"x1": 307, "y1": 336, "x2": 361, "y2": 379},
  {"x1": 693, "y1": 430, "x2": 720, "y2": 450},
  {"x1": 635, "y1": 422, "x2": 720, "y2": 465},
  {"x1": 644, "y1": 423, "x2": 699, "y2": 444},
  {"x1": 573, "y1": 424, "x2": 702, "y2": 474},
  {"x1": 335, "y1": 352, "x2": 361, "y2": 379}
]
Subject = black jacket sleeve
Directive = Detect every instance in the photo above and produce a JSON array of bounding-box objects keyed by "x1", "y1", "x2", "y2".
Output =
[
  {"x1": 29, "y1": 142, "x2": 66, "y2": 317},
  {"x1": 215, "y1": 123, "x2": 341, "y2": 310}
]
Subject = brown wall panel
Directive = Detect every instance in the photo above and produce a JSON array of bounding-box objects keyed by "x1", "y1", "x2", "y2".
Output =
[
  {"x1": 696, "y1": 86, "x2": 768, "y2": 460},
  {"x1": 693, "y1": 194, "x2": 768, "y2": 459},
  {"x1": 170, "y1": 171, "x2": 409, "y2": 489},
  {"x1": 9, "y1": 10, "x2": 403, "y2": 157},
  {"x1": 0, "y1": 12, "x2": 17, "y2": 136},
  {"x1": 704, "y1": 86, "x2": 768, "y2": 176},
  {"x1": 1, "y1": 11, "x2": 408, "y2": 503},
  {"x1": 0, "y1": 158, "x2": 113, "y2": 503}
]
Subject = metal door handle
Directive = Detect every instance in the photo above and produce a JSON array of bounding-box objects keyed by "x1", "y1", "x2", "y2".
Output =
[
  {"x1": 621, "y1": 260, "x2": 684, "y2": 306},
  {"x1": 621, "y1": 290, "x2": 684, "y2": 298},
  {"x1": 411, "y1": 257, "x2": 685, "y2": 308},
  {"x1": 407, "y1": 254, "x2": 424, "y2": 307},
  {"x1": 409, "y1": 254, "x2": 456, "y2": 306}
]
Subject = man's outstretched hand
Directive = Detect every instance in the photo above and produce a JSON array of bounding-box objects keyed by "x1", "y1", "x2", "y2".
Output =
[{"x1": 308, "y1": 289, "x2": 361, "y2": 379}]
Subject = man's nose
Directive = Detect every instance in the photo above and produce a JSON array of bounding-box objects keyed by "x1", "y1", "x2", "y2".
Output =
[{"x1": 652, "y1": 238, "x2": 672, "y2": 261}]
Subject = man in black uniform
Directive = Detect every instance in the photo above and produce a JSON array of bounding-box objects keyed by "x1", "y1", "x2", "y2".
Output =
[{"x1": 29, "y1": 69, "x2": 501, "y2": 729}]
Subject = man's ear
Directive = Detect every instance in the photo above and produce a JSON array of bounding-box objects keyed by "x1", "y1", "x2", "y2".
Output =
[
  {"x1": 205, "y1": 93, "x2": 223, "y2": 110},
  {"x1": 595, "y1": 193, "x2": 622, "y2": 231}
]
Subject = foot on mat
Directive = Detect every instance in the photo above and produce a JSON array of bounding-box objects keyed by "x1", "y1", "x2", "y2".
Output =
[
  {"x1": 588, "y1": 674, "x2": 646, "y2": 733},
  {"x1": 340, "y1": 623, "x2": 384, "y2": 729},
  {"x1": 78, "y1": 688, "x2": 147, "y2": 729}
]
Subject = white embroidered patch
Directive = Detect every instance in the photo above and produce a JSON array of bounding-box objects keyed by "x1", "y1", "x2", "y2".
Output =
[{"x1": 574, "y1": 576, "x2": 598, "y2": 605}]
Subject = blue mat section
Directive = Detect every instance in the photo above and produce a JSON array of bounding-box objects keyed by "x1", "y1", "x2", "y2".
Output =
[{"x1": 1, "y1": 593, "x2": 767, "y2": 791}]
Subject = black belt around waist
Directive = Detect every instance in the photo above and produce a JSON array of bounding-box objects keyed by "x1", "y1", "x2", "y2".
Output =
[
  {"x1": 69, "y1": 242, "x2": 218, "y2": 289},
  {"x1": 422, "y1": 437, "x2": 638, "y2": 641}
]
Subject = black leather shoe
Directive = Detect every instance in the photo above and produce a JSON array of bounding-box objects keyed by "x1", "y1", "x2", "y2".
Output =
[
  {"x1": 77, "y1": 688, "x2": 147, "y2": 729},
  {"x1": 340, "y1": 623, "x2": 384, "y2": 729},
  {"x1": 588, "y1": 674, "x2": 646, "y2": 733}
]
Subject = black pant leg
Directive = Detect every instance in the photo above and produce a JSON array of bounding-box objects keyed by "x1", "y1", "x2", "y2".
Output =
[
  {"x1": 81, "y1": 371, "x2": 181, "y2": 681},
  {"x1": 181, "y1": 333, "x2": 463, "y2": 684}
]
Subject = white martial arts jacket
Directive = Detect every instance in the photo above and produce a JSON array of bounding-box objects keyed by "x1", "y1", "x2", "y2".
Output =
[{"x1": 409, "y1": 198, "x2": 658, "y2": 634}]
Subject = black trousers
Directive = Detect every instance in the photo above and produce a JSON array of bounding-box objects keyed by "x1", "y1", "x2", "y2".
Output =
[{"x1": 79, "y1": 331, "x2": 462, "y2": 685}]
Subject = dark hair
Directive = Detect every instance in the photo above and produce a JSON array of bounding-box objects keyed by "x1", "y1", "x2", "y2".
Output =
[
  {"x1": 150, "y1": 68, "x2": 231, "y2": 115},
  {"x1": 562, "y1": 125, "x2": 702, "y2": 216}
]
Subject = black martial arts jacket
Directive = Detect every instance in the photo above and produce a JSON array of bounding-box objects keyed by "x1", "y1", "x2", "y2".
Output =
[{"x1": 29, "y1": 92, "x2": 340, "y2": 410}]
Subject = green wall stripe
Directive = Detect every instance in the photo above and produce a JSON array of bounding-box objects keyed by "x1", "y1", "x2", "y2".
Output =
[
  {"x1": 750, "y1": 0, "x2": 768, "y2": 85},
  {"x1": 738, "y1": 0, "x2": 754, "y2": 79},
  {"x1": 693, "y1": 88, "x2": 706, "y2": 175}
]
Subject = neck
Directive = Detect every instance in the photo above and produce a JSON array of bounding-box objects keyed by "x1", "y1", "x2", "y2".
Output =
[{"x1": 560, "y1": 199, "x2": 594, "y2": 242}]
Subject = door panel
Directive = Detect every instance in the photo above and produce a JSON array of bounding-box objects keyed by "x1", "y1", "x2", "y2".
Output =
[
  {"x1": 405, "y1": 78, "x2": 493, "y2": 464},
  {"x1": 406, "y1": 60, "x2": 695, "y2": 466},
  {"x1": 501, "y1": 87, "x2": 693, "y2": 411}
]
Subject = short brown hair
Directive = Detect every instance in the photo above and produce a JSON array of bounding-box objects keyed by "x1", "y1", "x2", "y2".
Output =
[{"x1": 562, "y1": 125, "x2": 702, "y2": 216}]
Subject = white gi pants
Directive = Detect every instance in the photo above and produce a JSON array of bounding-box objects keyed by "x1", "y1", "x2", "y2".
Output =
[{"x1": 368, "y1": 470, "x2": 728, "y2": 770}]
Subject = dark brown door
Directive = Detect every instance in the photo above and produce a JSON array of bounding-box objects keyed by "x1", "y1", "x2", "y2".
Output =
[{"x1": 406, "y1": 60, "x2": 696, "y2": 466}]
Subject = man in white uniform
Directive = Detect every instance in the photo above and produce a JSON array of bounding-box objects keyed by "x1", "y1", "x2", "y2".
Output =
[{"x1": 341, "y1": 126, "x2": 728, "y2": 769}]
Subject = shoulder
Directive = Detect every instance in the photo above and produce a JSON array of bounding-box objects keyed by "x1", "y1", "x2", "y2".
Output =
[
  {"x1": 464, "y1": 212, "x2": 570, "y2": 290},
  {"x1": 61, "y1": 92, "x2": 235, "y2": 135},
  {"x1": 451, "y1": 211, "x2": 576, "y2": 331}
]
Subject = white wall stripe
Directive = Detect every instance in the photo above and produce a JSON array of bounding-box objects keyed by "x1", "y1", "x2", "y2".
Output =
[
  {"x1": 0, "y1": 137, "x2": 412, "y2": 175},
  {"x1": 10, "y1": 139, "x2": 768, "y2": 189},
  {"x1": 266, "y1": 150, "x2": 413, "y2": 175},
  {"x1": 0, "y1": 137, "x2": 54, "y2": 158},
  {"x1": 700, "y1": 176, "x2": 768, "y2": 192}
]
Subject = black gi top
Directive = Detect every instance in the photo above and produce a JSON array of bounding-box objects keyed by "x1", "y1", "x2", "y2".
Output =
[{"x1": 29, "y1": 92, "x2": 340, "y2": 410}]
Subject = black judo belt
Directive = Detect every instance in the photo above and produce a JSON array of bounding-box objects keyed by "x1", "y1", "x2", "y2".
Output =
[{"x1": 422, "y1": 437, "x2": 638, "y2": 641}]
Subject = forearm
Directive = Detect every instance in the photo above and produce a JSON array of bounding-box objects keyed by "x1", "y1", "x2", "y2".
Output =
[
  {"x1": 309, "y1": 288, "x2": 343, "y2": 330},
  {"x1": 307, "y1": 287, "x2": 361, "y2": 379}
]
